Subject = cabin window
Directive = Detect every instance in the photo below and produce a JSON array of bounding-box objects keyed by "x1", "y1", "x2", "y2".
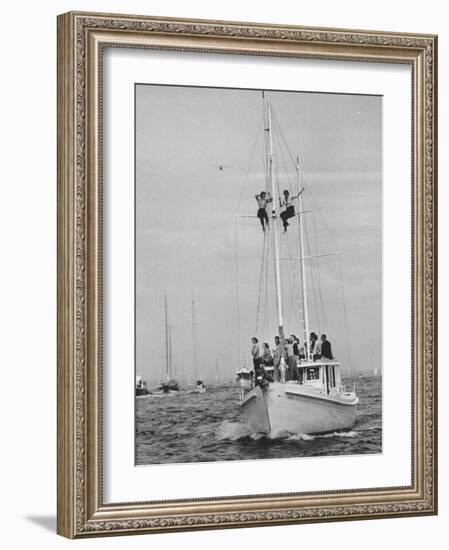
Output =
[{"x1": 306, "y1": 367, "x2": 320, "y2": 381}]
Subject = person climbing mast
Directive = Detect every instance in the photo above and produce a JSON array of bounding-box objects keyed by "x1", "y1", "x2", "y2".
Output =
[
  {"x1": 255, "y1": 191, "x2": 272, "y2": 232},
  {"x1": 280, "y1": 187, "x2": 305, "y2": 232}
]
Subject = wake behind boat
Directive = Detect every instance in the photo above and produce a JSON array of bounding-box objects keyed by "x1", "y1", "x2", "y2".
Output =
[{"x1": 236, "y1": 93, "x2": 359, "y2": 436}]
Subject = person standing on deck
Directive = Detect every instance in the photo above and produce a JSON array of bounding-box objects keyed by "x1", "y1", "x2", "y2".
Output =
[
  {"x1": 309, "y1": 331, "x2": 318, "y2": 361},
  {"x1": 272, "y1": 336, "x2": 282, "y2": 382},
  {"x1": 262, "y1": 342, "x2": 274, "y2": 367},
  {"x1": 251, "y1": 337, "x2": 263, "y2": 386},
  {"x1": 314, "y1": 337, "x2": 322, "y2": 361},
  {"x1": 255, "y1": 191, "x2": 272, "y2": 232},
  {"x1": 262, "y1": 343, "x2": 274, "y2": 382},
  {"x1": 285, "y1": 338, "x2": 296, "y2": 381},
  {"x1": 279, "y1": 187, "x2": 305, "y2": 232},
  {"x1": 291, "y1": 335, "x2": 300, "y2": 380},
  {"x1": 320, "y1": 334, "x2": 334, "y2": 360}
]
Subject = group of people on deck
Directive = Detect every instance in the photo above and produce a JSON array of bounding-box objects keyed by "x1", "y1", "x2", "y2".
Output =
[
  {"x1": 255, "y1": 187, "x2": 305, "y2": 233},
  {"x1": 251, "y1": 332, "x2": 333, "y2": 384}
]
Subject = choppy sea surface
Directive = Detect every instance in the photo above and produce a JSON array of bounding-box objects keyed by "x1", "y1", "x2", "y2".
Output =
[{"x1": 135, "y1": 375, "x2": 382, "y2": 465}]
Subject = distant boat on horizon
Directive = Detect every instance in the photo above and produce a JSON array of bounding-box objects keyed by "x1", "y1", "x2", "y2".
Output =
[{"x1": 136, "y1": 374, "x2": 150, "y2": 396}]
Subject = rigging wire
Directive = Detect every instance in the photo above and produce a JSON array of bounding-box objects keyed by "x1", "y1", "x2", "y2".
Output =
[
  {"x1": 303, "y1": 185, "x2": 353, "y2": 375},
  {"x1": 303, "y1": 216, "x2": 322, "y2": 335},
  {"x1": 312, "y1": 209, "x2": 330, "y2": 338},
  {"x1": 271, "y1": 109, "x2": 299, "y2": 170},
  {"x1": 234, "y1": 114, "x2": 266, "y2": 366},
  {"x1": 272, "y1": 122, "x2": 304, "y2": 335},
  {"x1": 338, "y1": 257, "x2": 354, "y2": 376},
  {"x1": 272, "y1": 117, "x2": 295, "y2": 194},
  {"x1": 234, "y1": 115, "x2": 265, "y2": 215},
  {"x1": 272, "y1": 158, "x2": 295, "y2": 333},
  {"x1": 234, "y1": 219, "x2": 242, "y2": 366},
  {"x1": 284, "y1": 230, "x2": 299, "y2": 333},
  {"x1": 264, "y1": 230, "x2": 270, "y2": 341},
  {"x1": 239, "y1": 99, "x2": 354, "y2": 376},
  {"x1": 255, "y1": 228, "x2": 268, "y2": 335},
  {"x1": 273, "y1": 104, "x2": 330, "y2": 345}
]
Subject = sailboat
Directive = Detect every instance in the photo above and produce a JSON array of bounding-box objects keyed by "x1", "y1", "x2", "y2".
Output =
[
  {"x1": 188, "y1": 289, "x2": 206, "y2": 393},
  {"x1": 236, "y1": 93, "x2": 359, "y2": 436},
  {"x1": 193, "y1": 377, "x2": 206, "y2": 393},
  {"x1": 155, "y1": 291, "x2": 180, "y2": 394}
]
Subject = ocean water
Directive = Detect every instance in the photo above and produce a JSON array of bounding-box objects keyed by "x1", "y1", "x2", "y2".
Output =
[{"x1": 135, "y1": 375, "x2": 382, "y2": 465}]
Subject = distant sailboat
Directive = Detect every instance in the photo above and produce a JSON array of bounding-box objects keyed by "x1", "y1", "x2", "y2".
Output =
[
  {"x1": 215, "y1": 359, "x2": 220, "y2": 386},
  {"x1": 155, "y1": 291, "x2": 180, "y2": 394},
  {"x1": 190, "y1": 291, "x2": 206, "y2": 393},
  {"x1": 236, "y1": 93, "x2": 359, "y2": 436},
  {"x1": 193, "y1": 377, "x2": 206, "y2": 393}
]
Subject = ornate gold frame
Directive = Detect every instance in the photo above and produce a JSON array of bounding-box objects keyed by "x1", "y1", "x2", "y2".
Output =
[{"x1": 57, "y1": 11, "x2": 438, "y2": 538}]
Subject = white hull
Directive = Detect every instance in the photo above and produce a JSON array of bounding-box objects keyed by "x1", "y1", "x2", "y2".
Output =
[{"x1": 241, "y1": 382, "x2": 358, "y2": 435}]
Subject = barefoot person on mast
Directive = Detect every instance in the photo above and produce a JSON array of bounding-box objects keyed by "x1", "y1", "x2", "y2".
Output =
[
  {"x1": 280, "y1": 187, "x2": 305, "y2": 232},
  {"x1": 255, "y1": 191, "x2": 272, "y2": 232}
]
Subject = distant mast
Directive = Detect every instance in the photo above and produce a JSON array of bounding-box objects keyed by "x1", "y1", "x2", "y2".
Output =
[
  {"x1": 168, "y1": 324, "x2": 173, "y2": 379},
  {"x1": 164, "y1": 291, "x2": 169, "y2": 379},
  {"x1": 265, "y1": 94, "x2": 285, "y2": 343},
  {"x1": 192, "y1": 288, "x2": 198, "y2": 381}
]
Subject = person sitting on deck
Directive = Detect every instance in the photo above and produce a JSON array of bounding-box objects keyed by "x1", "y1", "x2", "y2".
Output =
[
  {"x1": 279, "y1": 187, "x2": 305, "y2": 232},
  {"x1": 255, "y1": 191, "x2": 272, "y2": 232},
  {"x1": 320, "y1": 334, "x2": 334, "y2": 360}
]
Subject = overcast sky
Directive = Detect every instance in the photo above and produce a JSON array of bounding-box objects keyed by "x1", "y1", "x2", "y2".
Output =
[{"x1": 135, "y1": 85, "x2": 382, "y2": 385}]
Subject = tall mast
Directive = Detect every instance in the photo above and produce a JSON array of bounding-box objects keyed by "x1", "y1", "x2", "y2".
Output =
[
  {"x1": 266, "y1": 96, "x2": 285, "y2": 341},
  {"x1": 168, "y1": 324, "x2": 173, "y2": 379},
  {"x1": 296, "y1": 158, "x2": 310, "y2": 355},
  {"x1": 191, "y1": 288, "x2": 198, "y2": 380},
  {"x1": 164, "y1": 291, "x2": 169, "y2": 378}
]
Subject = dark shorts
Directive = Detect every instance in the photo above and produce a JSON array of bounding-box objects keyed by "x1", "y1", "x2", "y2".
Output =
[
  {"x1": 257, "y1": 208, "x2": 268, "y2": 221},
  {"x1": 280, "y1": 205, "x2": 295, "y2": 221}
]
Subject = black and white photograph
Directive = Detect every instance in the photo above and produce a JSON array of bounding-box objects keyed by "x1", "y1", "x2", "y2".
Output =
[
  {"x1": 134, "y1": 84, "x2": 382, "y2": 465},
  {"x1": 1, "y1": 0, "x2": 442, "y2": 544}
]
